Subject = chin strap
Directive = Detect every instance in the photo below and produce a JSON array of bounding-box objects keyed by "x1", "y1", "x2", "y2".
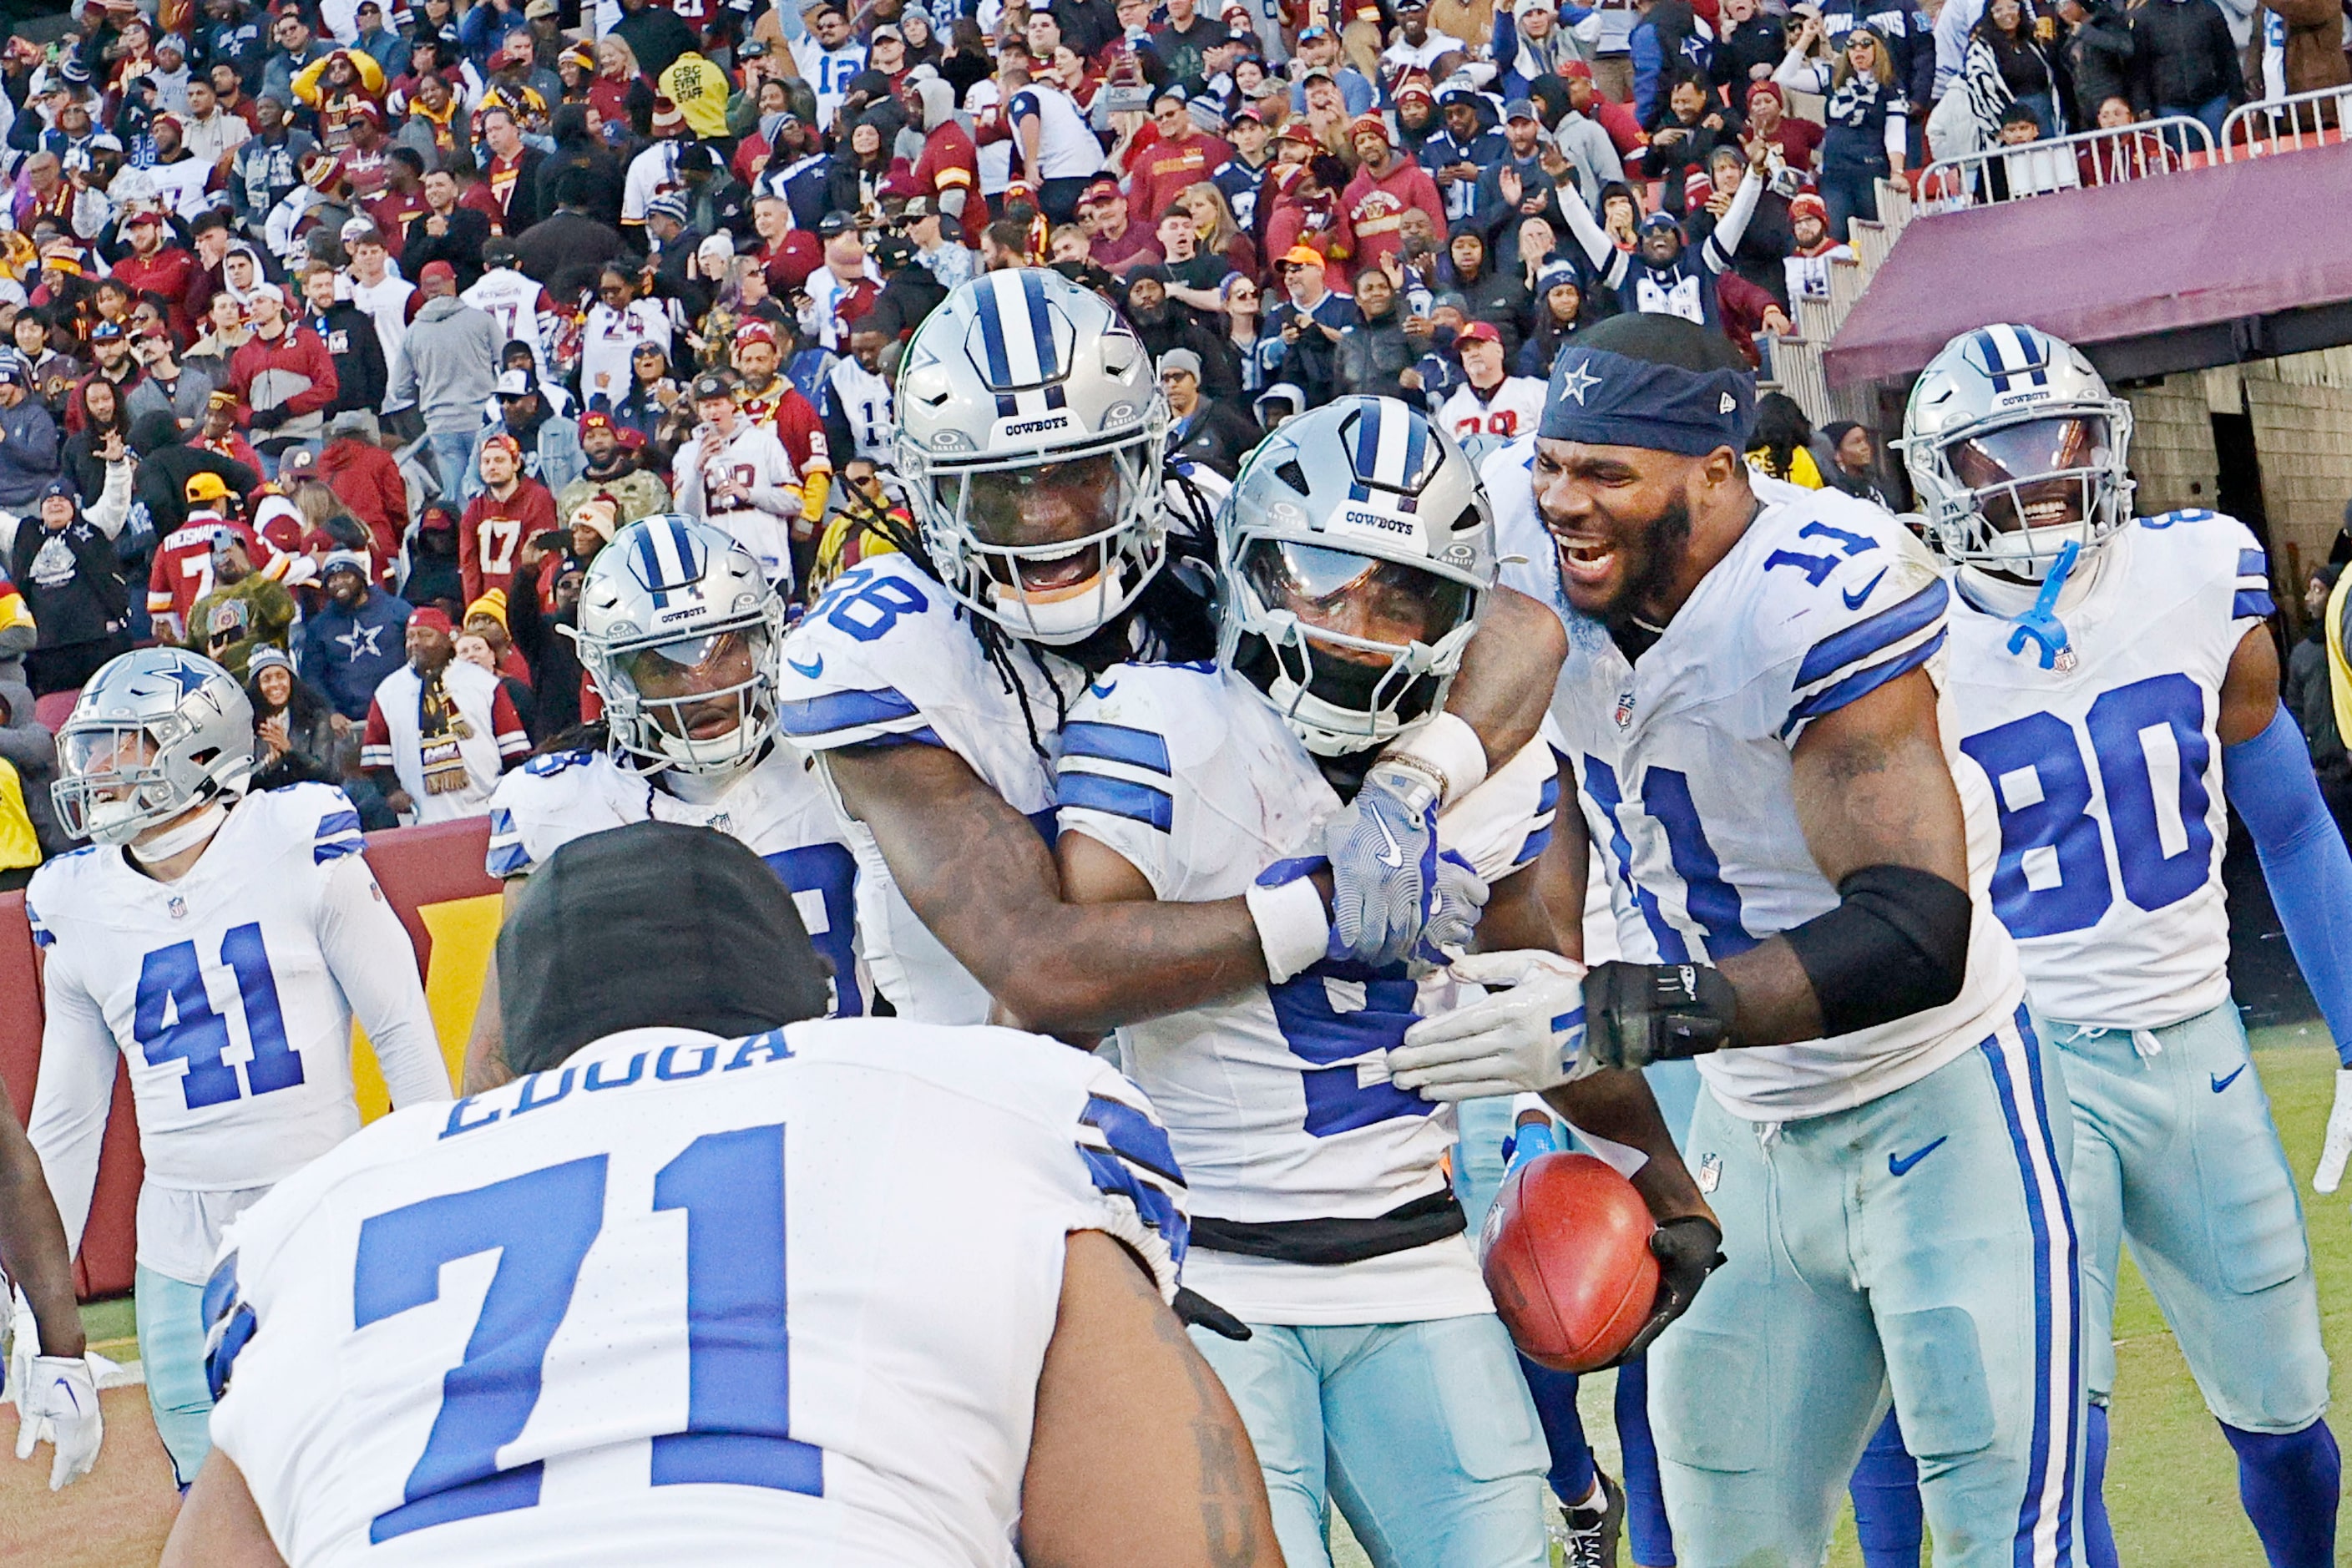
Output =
[{"x1": 2005, "y1": 539, "x2": 2081, "y2": 670}]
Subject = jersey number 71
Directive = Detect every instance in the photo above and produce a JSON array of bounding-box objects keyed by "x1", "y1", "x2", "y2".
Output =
[{"x1": 352, "y1": 1120, "x2": 823, "y2": 1543}]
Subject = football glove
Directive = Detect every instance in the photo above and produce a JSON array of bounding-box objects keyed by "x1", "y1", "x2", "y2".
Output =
[
  {"x1": 1583, "y1": 960, "x2": 1740, "y2": 1070},
  {"x1": 1611, "y1": 1215, "x2": 1726, "y2": 1367},
  {"x1": 4, "y1": 1287, "x2": 33, "y2": 1427},
  {"x1": 1409, "y1": 849, "x2": 1489, "y2": 974},
  {"x1": 16, "y1": 1354, "x2": 99, "y2": 1490},
  {"x1": 1388, "y1": 951, "x2": 1587, "y2": 1101},
  {"x1": 1324, "y1": 763, "x2": 1442, "y2": 969},
  {"x1": 2313, "y1": 1066, "x2": 2352, "y2": 1196}
]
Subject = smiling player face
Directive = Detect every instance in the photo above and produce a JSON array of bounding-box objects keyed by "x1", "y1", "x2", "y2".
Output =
[{"x1": 1533, "y1": 438, "x2": 1702, "y2": 625}]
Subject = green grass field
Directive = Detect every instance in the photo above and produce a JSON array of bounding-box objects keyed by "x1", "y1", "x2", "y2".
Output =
[{"x1": 1333, "y1": 1023, "x2": 2349, "y2": 1567}]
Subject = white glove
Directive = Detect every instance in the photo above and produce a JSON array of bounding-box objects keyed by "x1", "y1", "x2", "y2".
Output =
[
  {"x1": 18, "y1": 1354, "x2": 100, "y2": 1490},
  {"x1": 4, "y1": 1287, "x2": 34, "y2": 1427},
  {"x1": 1387, "y1": 950, "x2": 1588, "y2": 1101},
  {"x1": 2314, "y1": 1065, "x2": 2352, "y2": 1194}
]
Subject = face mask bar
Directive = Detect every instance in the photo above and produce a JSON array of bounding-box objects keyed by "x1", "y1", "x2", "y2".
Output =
[
  {"x1": 1227, "y1": 544, "x2": 1485, "y2": 756},
  {"x1": 1909, "y1": 403, "x2": 2133, "y2": 581},
  {"x1": 581, "y1": 609, "x2": 783, "y2": 775},
  {"x1": 53, "y1": 721, "x2": 191, "y2": 844},
  {"x1": 901, "y1": 422, "x2": 1171, "y2": 647}
]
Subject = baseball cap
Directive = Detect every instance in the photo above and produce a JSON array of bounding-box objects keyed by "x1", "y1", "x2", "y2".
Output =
[
  {"x1": 480, "y1": 432, "x2": 522, "y2": 463},
  {"x1": 524, "y1": 0, "x2": 557, "y2": 15},
  {"x1": 1457, "y1": 321, "x2": 1502, "y2": 346},
  {"x1": 1505, "y1": 99, "x2": 1539, "y2": 123},
  {"x1": 1560, "y1": 60, "x2": 1594, "y2": 82},
  {"x1": 418, "y1": 260, "x2": 456, "y2": 286},
  {"x1": 278, "y1": 447, "x2": 318, "y2": 477},
  {"x1": 1078, "y1": 178, "x2": 1123, "y2": 207},
  {"x1": 690, "y1": 372, "x2": 733, "y2": 401},
  {"x1": 494, "y1": 368, "x2": 537, "y2": 397},
  {"x1": 900, "y1": 194, "x2": 937, "y2": 218},
  {"x1": 1159, "y1": 347, "x2": 1202, "y2": 380},
  {"x1": 871, "y1": 22, "x2": 901, "y2": 39},
  {"x1": 733, "y1": 319, "x2": 778, "y2": 348},
  {"x1": 89, "y1": 320, "x2": 124, "y2": 341},
  {"x1": 816, "y1": 210, "x2": 857, "y2": 237},
  {"x1": 495, "y1": 822, "x2": 833, "y2": 1075},
  {"x1": 1297, "y1": 23, "x2": 1331, "y2": 38},
  {"x1": 1278, "y1": 245, "x2": 1327, "y2": 270},
  {"x1": 1437, "y1": 86, "x2": 1474, "y2": 109}
]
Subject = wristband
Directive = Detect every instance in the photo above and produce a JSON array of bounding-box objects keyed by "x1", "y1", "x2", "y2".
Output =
[
  {"x1": 1246, "y1": 866, "x2": 1334, "y2": 984},
  {"x1": 1378, "y1": 711, "x2": 1488, "y2": 808}
]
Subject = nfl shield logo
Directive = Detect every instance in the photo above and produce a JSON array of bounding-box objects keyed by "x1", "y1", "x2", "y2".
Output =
[
  {"x1": 2054, "y1": 648, "x2": 2079, "y2": 674},
  {"x1": 1614, "y1": 689, "x2": 1637, "y2": 729}
]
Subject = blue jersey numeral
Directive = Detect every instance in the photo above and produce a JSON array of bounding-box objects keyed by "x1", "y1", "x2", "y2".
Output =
[
  {"x1": 1960, "y1": 673, "x2": 2213, "y2": 938},
  {"x1": 813, "y1": 565, "x2": 927, "y2": 643},
  {"x1": 353, "y1": 1125, "x2": 823, "y2": 1543},
  {"x1": 1762, "y1": 520, "x2": 1880, "y2": 588},
  {"x1": 133, "y1": 923, "x2": 306, "y2": 1110},
  {"x1": 762, "y1": 844, "x2": 863, "y2": 1018},
  {"x1": 1270, "y1": 963, "x2": 1434, "y2": 1138}
]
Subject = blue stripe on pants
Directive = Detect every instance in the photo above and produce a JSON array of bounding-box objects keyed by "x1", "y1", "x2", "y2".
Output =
[{"x1": 1979, "y1": 1008, "x2": 2080, "y2": 1568}]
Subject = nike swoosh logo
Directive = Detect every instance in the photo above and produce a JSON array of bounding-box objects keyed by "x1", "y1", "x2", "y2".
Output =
[
  {"x1": 1843, "y1": 569, "x2": 1889, "y2": 611},
  {"x1": 1372, "y1": 811, "x2": 1404, "y2": 869},
  {"x1": 787, "y1": 655, "x2": 823, "y2": 679},
  {"x1": 2212, "y1": 1065, "x2": 2246, "y2": 1094},
  {"x1": 1888, "y1": 1136, "x2": 1948, "y2": 1176}
]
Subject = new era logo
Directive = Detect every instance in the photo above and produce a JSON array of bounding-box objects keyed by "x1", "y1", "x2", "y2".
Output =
[{"x1": 1718, "y1": 392, "x2": 1737, "y2": 413}]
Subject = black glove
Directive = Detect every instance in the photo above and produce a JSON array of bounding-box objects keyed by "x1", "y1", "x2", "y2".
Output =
[
  {"x1": 1611, "y1": 1215, "x2": 1725, "y2": 1366},
  {"x1": 248, "y1": 404, "x2": 288, "y2": 432},
  {"x1": 1172, "y1": 1286, "x2": 1253, "y2": 1342},
  {"x1": 1583, "y1": 960, "x2": 1739, "y2": 1070}
]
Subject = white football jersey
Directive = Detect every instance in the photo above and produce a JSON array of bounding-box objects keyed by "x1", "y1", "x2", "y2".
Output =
[
  {"x1": 776, "y1": 554, "x2": 1084, "y2": 1023},
  {"x1": 25, "y1": 783, "x2": 448, "y2": 1282},
  {"x1": 1438, "y1": 376, "x2": 1549, "y2": 446},
  {"x1": 1942, "y1": 511, "x2": 2271, "y2": 1029},
  {"x1": 1535, "y1": 477, "x2": 2025, "y2": 1121},
  {"x1": 1058, "y1": 661, "x2": 1557, "y2": 1323},
  {"x1": 205, "y1": 1019, "x2": 1186, "y2": 1568},
  {"x1": 485, "y1": 746, "x2": 868, "y2": 1018}
]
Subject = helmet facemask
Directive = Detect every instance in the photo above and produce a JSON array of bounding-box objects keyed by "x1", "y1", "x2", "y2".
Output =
[
  {"x1": 905, "y1": 422, "x2": 1169, "y2": 646},
  {"x1": 1226, "y1": 539, "x2": 1483, "y2": 757},
  {"x1": 582, "y1": 600, "x2": 787, "y2": 775},
  {"x1": 1921, "y1": 407, "x2": 2132, "y2": 580},
  {"x1": 54, "y1": 716, "x2": 247, "y2": 846}
]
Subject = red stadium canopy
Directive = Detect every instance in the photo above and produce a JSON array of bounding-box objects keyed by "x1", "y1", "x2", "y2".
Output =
[{"x1": 1824, "y1": 143, "x2": 2352, "y2": 388}]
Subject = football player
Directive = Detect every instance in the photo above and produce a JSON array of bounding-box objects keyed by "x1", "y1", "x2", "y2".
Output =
[
  {"x1": 1840, "y1": 326, "x2": 2347, "y2": 1568},
  {"x1": 170, "y1": 822, "x2": 1282, "y2": 1568},
  {"x1": 462, "y1": 517, "x2": 864, "y2": 1090},
  {"x1": 1444, "y1": 312, "x2": 2071, "y2": 1567},
  {"x1": 1, "y1": 1078, "x2": 98, "y2": 1491},
  {"x1": 774, "y1": 268, "x2": 1566, "y2": 1034},
  {"x1": 1053, "y1": 397, "x2": 1718, "y2": 1568},
  {"x1": 24, "y1": 650, "x2": 451, "y2": 1488}
]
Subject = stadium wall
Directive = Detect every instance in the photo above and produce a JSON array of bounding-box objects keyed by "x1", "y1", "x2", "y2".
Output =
[{"x1": 0, "y1": 818, "x2": 501, "y2": 1299}]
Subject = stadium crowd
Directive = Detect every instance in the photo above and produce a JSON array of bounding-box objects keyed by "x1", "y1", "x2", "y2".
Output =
[{"x1": 0, "y1": 0, "x2": 2339, "y2": 867}]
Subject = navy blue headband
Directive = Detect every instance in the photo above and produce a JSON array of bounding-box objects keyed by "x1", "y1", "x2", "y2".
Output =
[{"x1": 1539, "y1": 345, "x2": 1755, "y2": 458}]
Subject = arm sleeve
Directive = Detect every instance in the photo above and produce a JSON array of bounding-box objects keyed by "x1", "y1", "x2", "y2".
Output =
[
  {"x1": 1884, "y1": 107, "x2": 1909, "y2": 163},
  {"x1": 1555, "y1": 187, "x2": 1626, "y2": 280},
  {"x1": 23, "y1": 955, "x2": 122, "y2": 1261},
  {"x1": 316, "y1": 852, "x2": 452, "y2": 1106},
  {"x1": 1773, "y1": 46, "x2": 1830, "y2": 93},
  {"x1": 1701, "y1": 165, "x2": 1764, "y2": 273},
  {"x1": 2223, "y1": 703, "x2": 2352, "y2": 1065}
]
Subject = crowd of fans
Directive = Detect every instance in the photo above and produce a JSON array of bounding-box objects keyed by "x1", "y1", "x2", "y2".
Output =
[{"x1": 0, "y1": 0, "x2": 2338, "y2": 878}]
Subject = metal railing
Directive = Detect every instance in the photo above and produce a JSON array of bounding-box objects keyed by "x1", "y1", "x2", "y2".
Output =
[
  {"x1": 2220, "y1": 85, "x2": 2352, "y2": 161},
  {"x1": 1914, "y1": 118, "x2": 2215, "y2": 214}
]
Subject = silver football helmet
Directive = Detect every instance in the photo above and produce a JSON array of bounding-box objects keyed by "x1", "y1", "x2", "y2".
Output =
[
  {"x1": 53, "y1": 648, "x2": 256, "y2": 846},
  {"x1": 893, "y1": 268, "x2": 1170, "y2": 645},
  {"x1": 1216, "y1": 397, "x2": 1496, "y2": 756},
  {"x1": 1900, "y1": 324, "x2": 2135, "y2": 580},
  {"x1": 568, "y1": 515, "x2": 787, "y2": 774}
]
